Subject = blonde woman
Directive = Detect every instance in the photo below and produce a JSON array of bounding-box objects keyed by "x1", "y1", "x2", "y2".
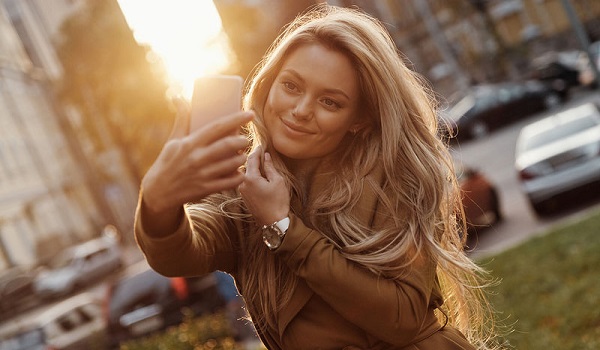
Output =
[{"x1": 136, "y1": 5, "x2": 498, "y2": 349}]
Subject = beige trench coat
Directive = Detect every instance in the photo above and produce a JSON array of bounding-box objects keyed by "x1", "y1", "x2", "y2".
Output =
[{"x1": 134, "y1": 164, "x2": 475, "y2": 350}]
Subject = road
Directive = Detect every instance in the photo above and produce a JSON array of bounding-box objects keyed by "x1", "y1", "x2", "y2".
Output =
[{"x1": 455, "y1": 89, "x2": 600, "y2": 259}]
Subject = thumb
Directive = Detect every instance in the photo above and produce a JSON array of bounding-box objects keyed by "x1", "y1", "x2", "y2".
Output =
[{"x1": 168, "y1": 96, "x2": 191, "y2": 140}]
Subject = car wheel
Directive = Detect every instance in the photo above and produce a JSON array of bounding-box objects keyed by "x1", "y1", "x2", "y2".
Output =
[
  {"x1": 490, "y1": 188, "x2": 503, "y2": 223},
  {"x1": 469, "y1": 121, "x2": 489, "y2": 139},
  {"x1": 543, "y1": 93, "x2": 561, "y2": 110},
  {"x1": 531, "y1": 200, "x2": 550, "y2": 217}
]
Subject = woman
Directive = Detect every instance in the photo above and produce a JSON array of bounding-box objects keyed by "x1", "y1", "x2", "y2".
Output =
[{"x1": 136, "y1": 5, "x2": 498, "y2": 349}]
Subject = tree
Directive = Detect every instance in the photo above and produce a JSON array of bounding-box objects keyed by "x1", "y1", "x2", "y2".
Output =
[{"x1": 55, "y1": 0, "x2": 174, "y2": 180}]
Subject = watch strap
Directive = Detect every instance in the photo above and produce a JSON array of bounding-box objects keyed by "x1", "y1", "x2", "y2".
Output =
[{"x1": 274, "y1": 217, "x2": 290, "y2": 235}]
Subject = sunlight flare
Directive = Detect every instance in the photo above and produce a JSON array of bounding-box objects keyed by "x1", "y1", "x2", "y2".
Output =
[{"x1": 117, "y1": 0, "x2": 234, "y2": 99}]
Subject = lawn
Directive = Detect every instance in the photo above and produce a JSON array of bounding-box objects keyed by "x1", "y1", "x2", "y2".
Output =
[{"x1": 480, "y1": 208, "x2": 600, "y2": 349}]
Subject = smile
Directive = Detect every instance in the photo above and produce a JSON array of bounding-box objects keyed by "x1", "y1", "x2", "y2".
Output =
[{"x1": 281, "y1": 118, "x2": 315, "y2": 135}]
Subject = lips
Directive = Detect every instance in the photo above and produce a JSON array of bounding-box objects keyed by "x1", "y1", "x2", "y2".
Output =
[{"x1": 281, "y1": 118, "x2": 315, "y2": 134}]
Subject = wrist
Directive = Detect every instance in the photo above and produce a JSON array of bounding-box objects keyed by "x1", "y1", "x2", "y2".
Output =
[{"x1": 140, "y1": 194, "x2": 184, "y2": 238}]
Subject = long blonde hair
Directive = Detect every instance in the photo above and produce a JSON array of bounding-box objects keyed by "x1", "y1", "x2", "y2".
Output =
[{"x1": 231, "y1": 4, "x2": 498, "y2": 348}]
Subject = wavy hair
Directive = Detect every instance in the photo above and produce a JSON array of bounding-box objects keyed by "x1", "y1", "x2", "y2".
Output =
[{"x1": 215, "y1": 4, "x2": 500, "y2": 348}]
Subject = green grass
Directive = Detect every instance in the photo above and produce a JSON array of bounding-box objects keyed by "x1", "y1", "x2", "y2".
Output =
[{"x1": 480, "y1": 209, "x2": 600, "y2": 349}]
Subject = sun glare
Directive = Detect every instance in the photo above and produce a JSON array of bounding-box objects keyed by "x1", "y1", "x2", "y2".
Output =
[{"x1": 117, "y1": 0, "x2": 233, "y2": 99}]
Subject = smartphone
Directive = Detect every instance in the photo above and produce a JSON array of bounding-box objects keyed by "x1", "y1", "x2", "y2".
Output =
[{"x1": 190, "y1": 75, "x2": 244, "y2": 132}]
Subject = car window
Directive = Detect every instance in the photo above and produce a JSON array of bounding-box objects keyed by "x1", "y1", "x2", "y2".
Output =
[
  {"x1": 78, "y1": 306, "x2": 94, "y2": 323},
  {"x1": 448, "y1": 94, "x2": 475, "y2": 121},
  {"x1": 48, "y1": 251, "x2": 75, "y2": 269},
  {"x1": 56, "y1": 313, "x2": 78, "y2": 333},
  {"x1": 523, "y1": 115, "x2": 598, "y2": 150},
  {"x1": 473, "y1": 93, "x2": 498, "y2": 112}
]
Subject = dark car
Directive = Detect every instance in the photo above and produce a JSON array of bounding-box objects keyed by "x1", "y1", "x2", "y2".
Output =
[
  {"x1": 528, "y1": 50, "x2": 585, "y2": 98},
  {"x1": 104, "y1": 261, "x2": 225, "y2": 348},
  {"x1": 442, "y1": 80, "x2": 561, "y2": 141},
  {"x1": 456, "y1": 162, "x2": 502, "y2": 238}
]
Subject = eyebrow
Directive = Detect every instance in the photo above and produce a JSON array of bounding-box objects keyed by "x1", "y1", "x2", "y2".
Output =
[{"x1": 281, "y1": 68, "x2": 351, "y2": 101}]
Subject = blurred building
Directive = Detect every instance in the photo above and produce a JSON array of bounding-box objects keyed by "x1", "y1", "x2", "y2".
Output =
[
  {"x1": 328, "y1": 0, "x2": 600, "y2": 97},
  {"x1": 0, "y1": 0, "x2": 137, "y2": 269},
  {"x1": 216, "y1": 0, "x2": 600, "y2": 97}
]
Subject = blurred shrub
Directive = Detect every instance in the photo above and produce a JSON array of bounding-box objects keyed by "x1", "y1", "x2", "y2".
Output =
[{"x1": 120, "y1": 311, "x2": 243, "y2": 350}]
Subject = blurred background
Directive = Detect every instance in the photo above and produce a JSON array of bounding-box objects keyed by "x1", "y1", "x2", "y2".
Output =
[{"x1": 1, "y1": 0, "x2": 600, "y2": 348}]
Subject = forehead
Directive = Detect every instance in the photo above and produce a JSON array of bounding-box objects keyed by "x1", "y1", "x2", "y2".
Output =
[{"x1": 279, "y1": 43, "x2": 359, "y2": 94}]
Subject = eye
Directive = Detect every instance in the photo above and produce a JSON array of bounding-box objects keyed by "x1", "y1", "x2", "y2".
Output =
[
  {"x1": 282, "y1": 81, "x2": 298, "y2": 92},
  {"x1": 321, "y1": 98, "x2": 341, "y2": 110}
]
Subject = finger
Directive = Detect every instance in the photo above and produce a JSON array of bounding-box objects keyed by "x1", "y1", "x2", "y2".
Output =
[
  {"x1": 244, "y1": 146, "x2": 263, "y2": 178},
  {"x1": 201, "y1": 171, "x2": 245, "y2": 194},
  {"x1": 169, "y1": 97, "x2": 191, "y2": 140},
  {"x1": 262, "y1": 152, "x2": 278, "y2": 182},
  {"x1": 196, "y1": 153, "x2": 247, "y2": 180},
  {"x1": 189, "y1": 135, "x2": 249, "y2": 166},
  {"x1": 192, "y1": 111, "x2": 254, "y2": 146}
]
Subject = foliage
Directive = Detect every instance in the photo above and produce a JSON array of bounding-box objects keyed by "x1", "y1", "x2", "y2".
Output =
[
  {"x1": 480, "y1": 209, "x2": 600, "y2": 349},
  {"x1": 55, "y1": 0, "x2": 174, "y2": 180},
  {"x1": 120, "y1": 311, "x2": 246, "y2": 350}
]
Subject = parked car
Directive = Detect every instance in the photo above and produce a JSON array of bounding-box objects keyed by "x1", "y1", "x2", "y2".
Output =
[
  {"x1": 515, "y1": 102, "x2": 600, "y2": 216},
  {"x1": 442, "y1": 80, "x2": 561, "y2": 141},
  {"x1": 33, "y1": 235, "x2": 123, "y2": 299},
  {"x1": 0, "y1": 293, "x2": 107, "y2": 350},
  {"x1": 104, "y1": 261, "x2": 225, "y2": 348},
  {"x1": 528, "y1": 50, "x2": 586, "y2": 98},
  {"x1": 456, "y1": 162, "x2": 502, "y2": 236},
  {"x1": 0, "y1": 267, "x2": 39, "y2": 319}
]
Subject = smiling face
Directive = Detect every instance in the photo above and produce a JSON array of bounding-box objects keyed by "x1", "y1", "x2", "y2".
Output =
[{"x1": 264, "y1": 43, "x2": 361, "y2": 160}]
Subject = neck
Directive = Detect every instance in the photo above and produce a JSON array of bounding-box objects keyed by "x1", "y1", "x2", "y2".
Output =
[{"x1": 283, "y1": 156, "x2": 323, "y2": 180}]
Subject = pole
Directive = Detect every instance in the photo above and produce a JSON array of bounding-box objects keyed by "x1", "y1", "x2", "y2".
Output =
[{"x1": 413, "y1": 0, "x2": 470, "y2": 91}]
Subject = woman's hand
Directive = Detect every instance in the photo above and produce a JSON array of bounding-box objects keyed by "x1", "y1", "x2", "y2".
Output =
[
  {"x1": 239, "y1": 147, "x2": 290, "y2": 225},
  {"x1": 140, "y1": 98, "x2": 252, "y2": 235}
]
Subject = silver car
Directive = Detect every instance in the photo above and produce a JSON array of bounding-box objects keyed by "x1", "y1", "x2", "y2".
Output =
[
  {"x1": 515, "y1": 102, "x2": 600, "y2": 216},
  {"x1": 33, "y1": 235, "x2": 123, "y2": 298},
  {"x1": 0, "y1": 293, "x2": 107, "y2": 350}
]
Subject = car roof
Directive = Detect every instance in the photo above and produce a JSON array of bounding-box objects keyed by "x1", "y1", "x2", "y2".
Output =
[
  {"x1": 59, "y1": 236, "x2": 117, "y2": 259},
  {"x1": 520, "y1": 102, "x2": 600, "y2": 138},
  {"x1": 516, "y1": 102, "x2": 600, "y2": 157}
]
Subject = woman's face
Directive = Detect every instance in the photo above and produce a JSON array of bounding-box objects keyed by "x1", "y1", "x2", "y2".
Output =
[{"x1": 264, "y1": 43, "x2": 361, "y2": 160}]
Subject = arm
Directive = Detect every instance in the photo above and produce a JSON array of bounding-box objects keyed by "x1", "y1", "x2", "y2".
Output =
[
  {"x1": 276, "y1": 214, "x2": 437, "y2": 345},
  {"x1": 134, "y1": 194, "x2": 239, "y2": 277},
  {"x1": 134, "y1": 98, "x2": 252, "y2": 275}
]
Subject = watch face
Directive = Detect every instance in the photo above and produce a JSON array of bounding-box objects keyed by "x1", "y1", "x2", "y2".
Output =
[{"x1": 263, "y1": 226, "x2": 282, "y2": 250}]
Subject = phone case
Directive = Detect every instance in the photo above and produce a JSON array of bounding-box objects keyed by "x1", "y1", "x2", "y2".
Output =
[{"x1": 190, "y1": 75, "x2": 243, "y2": 132}]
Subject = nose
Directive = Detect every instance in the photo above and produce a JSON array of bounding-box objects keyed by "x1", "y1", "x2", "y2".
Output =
[{"x1": 292, "y1": 96, "x2": 313, "y2": 120}]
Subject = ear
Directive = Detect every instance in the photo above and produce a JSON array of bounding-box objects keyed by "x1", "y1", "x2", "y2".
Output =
[{"x1": 349, "y1": 121, "x2": 369, "y2": 134}]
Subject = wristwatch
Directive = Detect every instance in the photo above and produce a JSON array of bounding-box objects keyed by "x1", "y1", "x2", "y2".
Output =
[{"x1": 262, "y1": 217, "x2": 290, "y2": 250}]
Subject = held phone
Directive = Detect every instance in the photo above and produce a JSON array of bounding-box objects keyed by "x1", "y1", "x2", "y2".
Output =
[{"x1": 190, "y1": 75, "x2": 244, "y2": 132}]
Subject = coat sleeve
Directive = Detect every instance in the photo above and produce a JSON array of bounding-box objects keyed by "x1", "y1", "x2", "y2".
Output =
[
  {"x1": 134, "y1": 193, "x2": 239, "y2": 278},
  {"x1": 274, "y1": 213, "x2": 437, "y2": 346}
]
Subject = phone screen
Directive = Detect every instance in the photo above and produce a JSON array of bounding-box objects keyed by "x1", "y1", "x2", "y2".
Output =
[{"x1": 190, "y1": 75, "x2": 243, "y2": 132}]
